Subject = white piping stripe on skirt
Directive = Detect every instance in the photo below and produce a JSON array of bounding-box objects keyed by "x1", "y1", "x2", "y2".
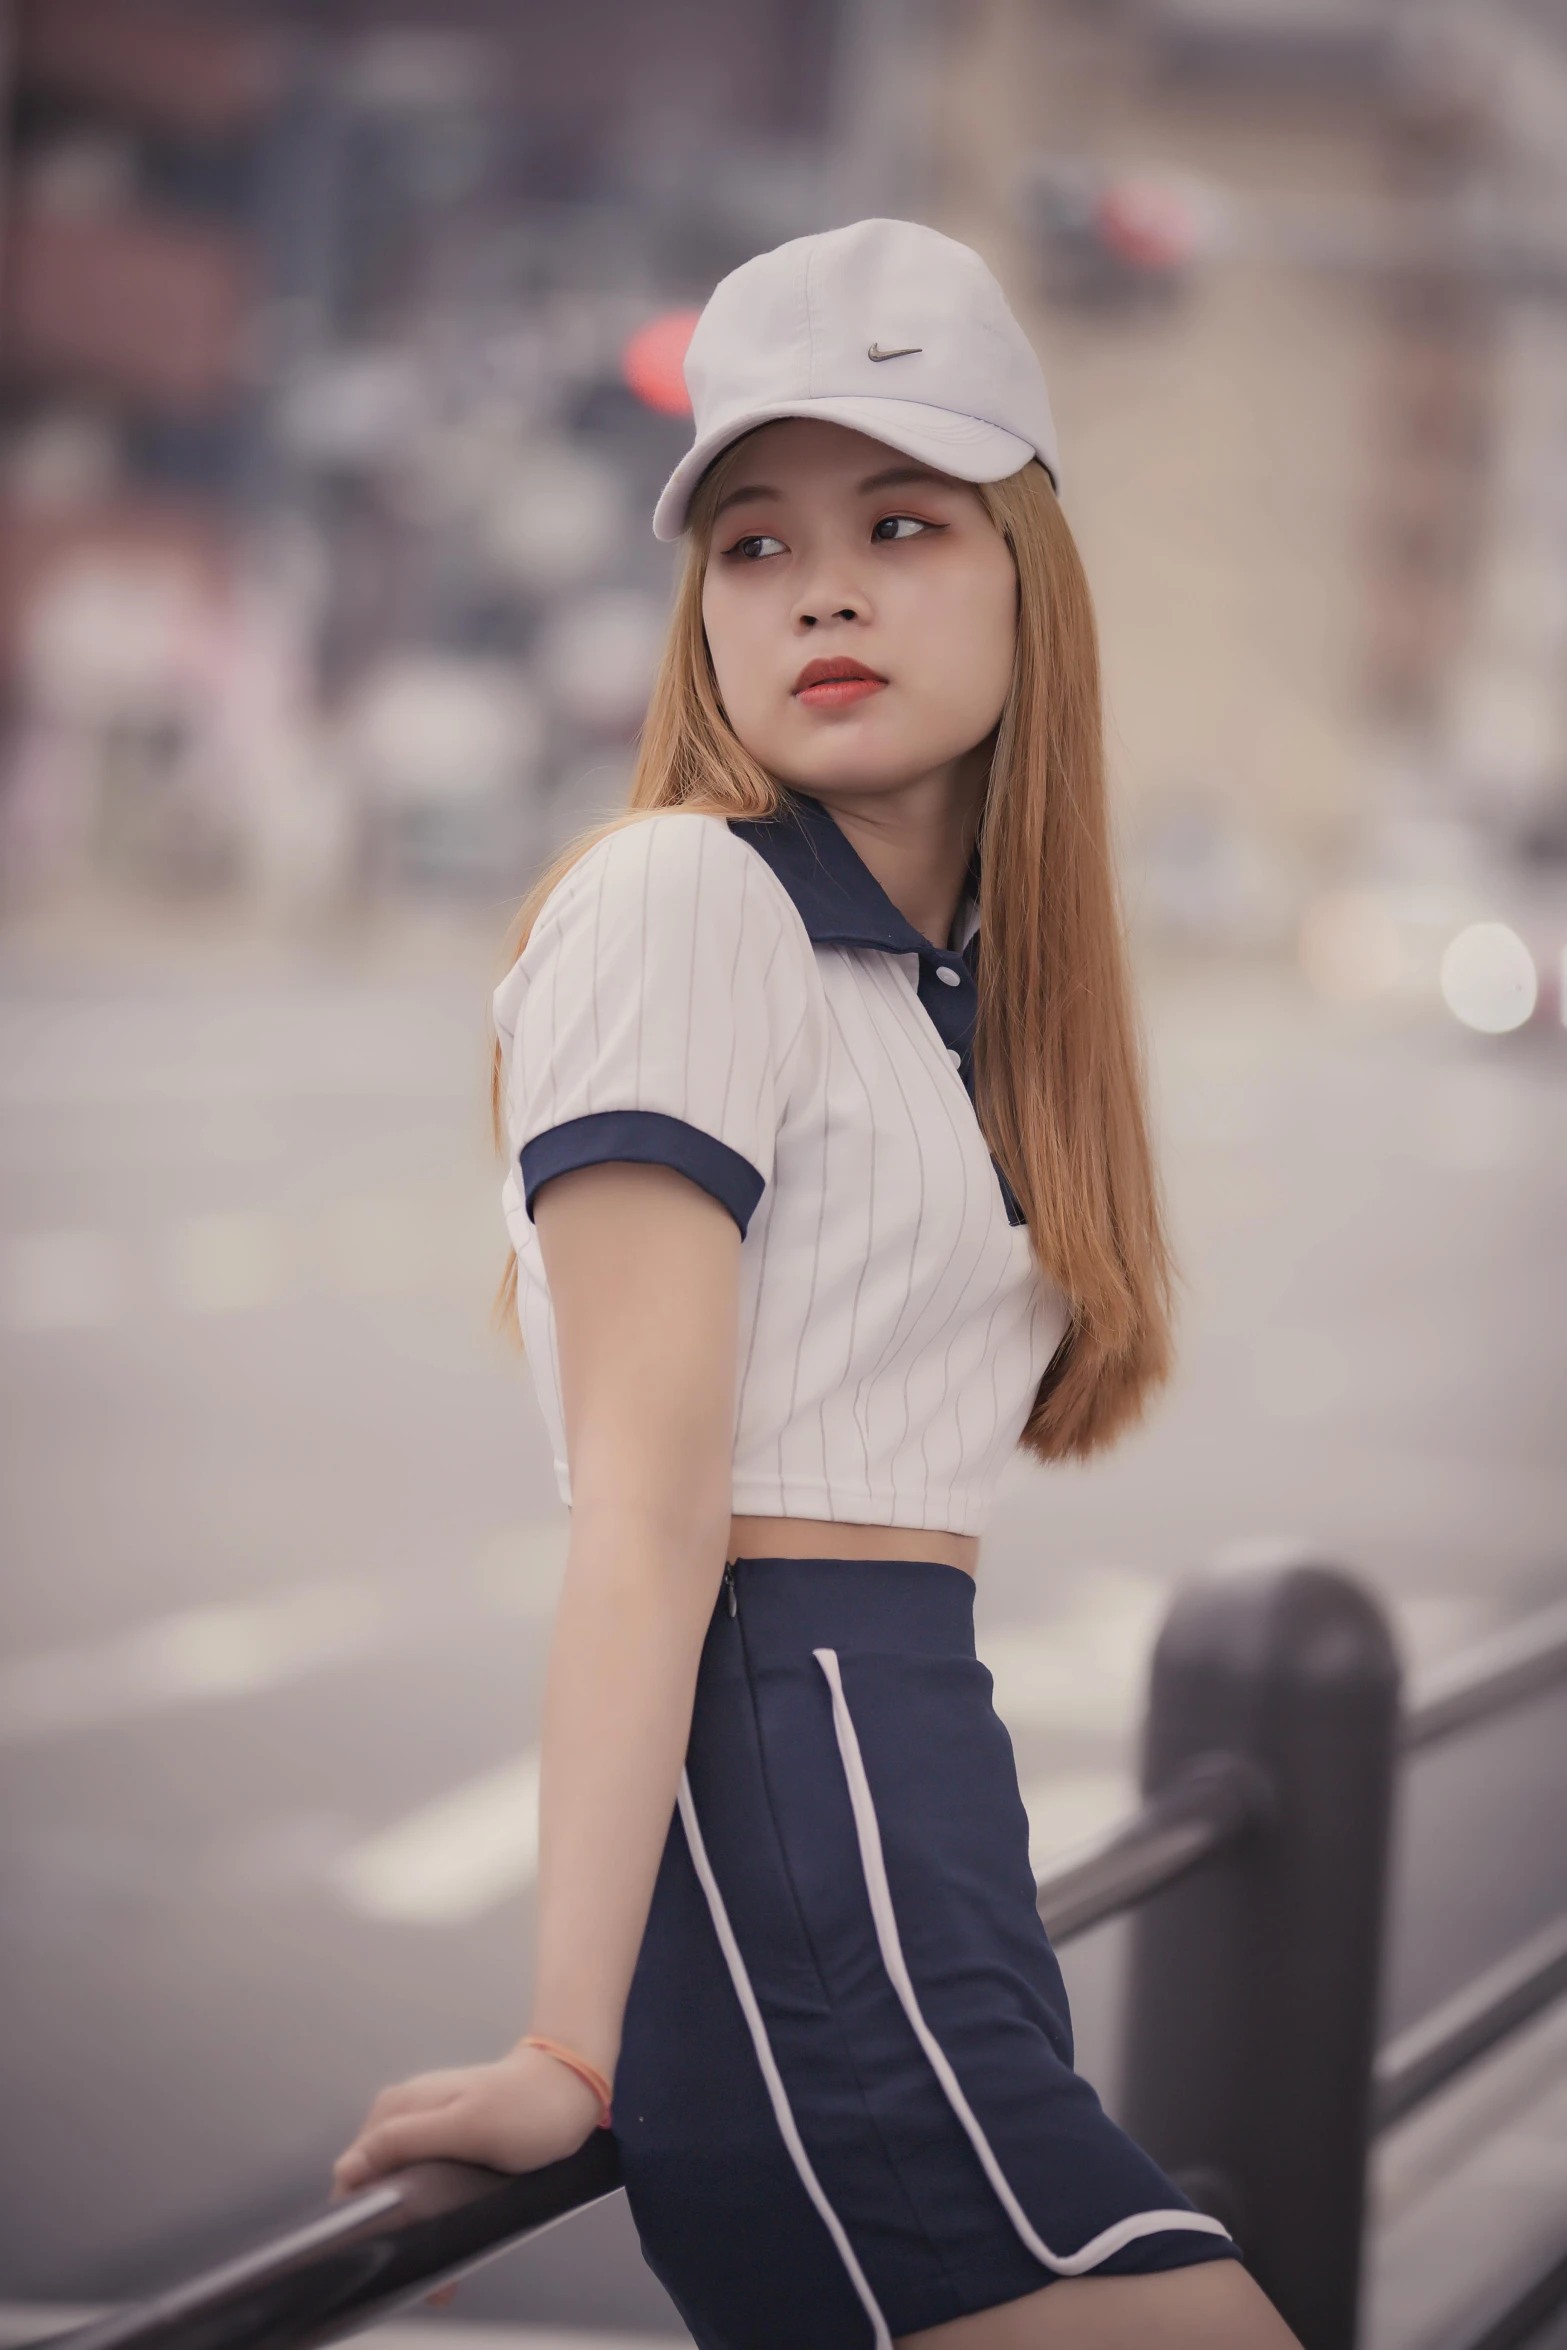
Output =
[
  {"x1": 812, "y1": 1646, "x2": 1235, "y2": 2276},
  {"x1": 676, "y1": 1771, "x2": 895, "y2": 2350}
]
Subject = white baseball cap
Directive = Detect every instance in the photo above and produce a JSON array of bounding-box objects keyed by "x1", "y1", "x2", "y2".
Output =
[{"x1": 651, "y1": 217, "x2": 1061, "y2": 541}]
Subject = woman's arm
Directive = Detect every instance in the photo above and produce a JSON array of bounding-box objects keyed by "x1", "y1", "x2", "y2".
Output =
[
  {"x1": 529, "y1": 1159, "x2": 740, "y2": 2079},
  {"x1": 332, "y1": 1160, "x2": 739, "y2": 2189}
]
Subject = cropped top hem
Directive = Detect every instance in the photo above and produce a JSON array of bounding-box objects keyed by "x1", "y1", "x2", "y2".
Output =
[
  {"x1": 548, "y1": 1462, "x2": 995, "y2": 1539},
  {"x1": 520, "y1": 1109, "x2": 765, "y2": 1236},
  {"x1": 729, "y1": 1476, "x2": 989, "y2": 1537}
]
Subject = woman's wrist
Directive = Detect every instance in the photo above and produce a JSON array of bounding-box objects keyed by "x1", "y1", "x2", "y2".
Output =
[
  {"x1": 524, "y1": 1991, "x2": 619, "y2": 2086},
  {"x1": 510, "y1": 2032, "x2": 614, "y2": 2128}
]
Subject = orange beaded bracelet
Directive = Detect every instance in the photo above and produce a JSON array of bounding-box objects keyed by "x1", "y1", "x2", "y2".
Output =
[{"x1": 514, "y1": 2033, "x2": 613, "y2": 2129}]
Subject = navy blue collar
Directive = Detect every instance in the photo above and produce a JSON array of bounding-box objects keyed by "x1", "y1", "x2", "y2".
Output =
[
  {"x1": 729, "y1": 788, "x2": 980, "y2": 965},
  {"x1": 728, "y1": 790, "x2": 1022, "y2": 1227}
]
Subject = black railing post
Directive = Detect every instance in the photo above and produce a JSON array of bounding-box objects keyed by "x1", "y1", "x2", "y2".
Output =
[{"x1": 1120, "y1": 1560, "x2": 1401, "y2": 2350}]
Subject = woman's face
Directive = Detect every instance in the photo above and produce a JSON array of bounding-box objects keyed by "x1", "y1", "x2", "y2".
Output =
[{"x1": 700, "y1": 419, "x2": 1018, "y2": 804}]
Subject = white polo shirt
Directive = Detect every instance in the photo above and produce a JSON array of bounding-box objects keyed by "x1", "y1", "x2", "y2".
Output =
[{"x1": 491, "y1": 791, "x2": 1070, "y2": 1537}]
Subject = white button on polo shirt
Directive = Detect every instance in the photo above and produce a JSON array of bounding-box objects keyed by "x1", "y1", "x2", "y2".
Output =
[{"x1": 491, "y1": 792, "x2": 1070, "y2": 1537}]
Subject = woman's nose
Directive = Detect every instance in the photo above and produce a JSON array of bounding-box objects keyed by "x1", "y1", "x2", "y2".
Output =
[{"x1": 793, "y1": 579, "x2": 870, "y2": 630}]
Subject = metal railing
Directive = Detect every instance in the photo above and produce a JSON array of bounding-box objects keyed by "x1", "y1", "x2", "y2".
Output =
[
  {"x1": 29, "y1": 1559, "x2": 1567, "y2": 2350},
  {"x1": 39, "y1": 2141, "x2": 625, "y2": 2350},
  {"x1": 1114, "y1": 1565, "x2": 1567, "y2": 2350}
]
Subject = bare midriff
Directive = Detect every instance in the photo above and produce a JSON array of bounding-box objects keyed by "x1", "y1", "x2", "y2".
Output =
[{"x1": 727, "y1": 1513, "x2": 978, "y2": 1580}]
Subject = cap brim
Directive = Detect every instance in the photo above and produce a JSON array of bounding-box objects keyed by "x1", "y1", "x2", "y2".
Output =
[{"x1": 651, "y1": 396, "x2": 1045, "y2": 540}]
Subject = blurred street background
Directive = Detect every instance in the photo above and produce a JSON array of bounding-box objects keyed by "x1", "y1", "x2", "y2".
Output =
[{"x1": 1, "y1": 1, "x2": 1565, "y2": 2343}]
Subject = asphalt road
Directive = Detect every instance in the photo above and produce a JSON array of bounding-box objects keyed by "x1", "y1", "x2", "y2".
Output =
[{"x1": 1, "y1": 908, "x2": 1564, "y2": 2337}]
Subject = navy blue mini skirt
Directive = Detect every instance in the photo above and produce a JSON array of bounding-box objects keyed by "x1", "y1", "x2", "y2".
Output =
[{"x1": 614, "y1": 1557, "x2": 1240, "y2": 2348}]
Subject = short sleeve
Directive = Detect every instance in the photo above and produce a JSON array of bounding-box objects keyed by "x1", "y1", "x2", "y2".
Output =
[{"x1": 491, "y1": 812, "x2": 802, "y2": 1237}]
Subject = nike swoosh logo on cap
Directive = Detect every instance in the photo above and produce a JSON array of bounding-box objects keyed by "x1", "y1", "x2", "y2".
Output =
[{"x1": 867, "y1": 343, "x2": 922, "y2": 361}]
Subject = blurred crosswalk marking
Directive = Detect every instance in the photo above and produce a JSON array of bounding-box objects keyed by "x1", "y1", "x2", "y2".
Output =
[
  {"x1": 0, "y1": 1524, "x2": 566, "y2": 1749},
  {"x1": 169, "y1": 1210, "x2": 285, "y2": 1313},
  {"x1": 0, "y1": 1582, "x2": 388, "y2": 1742},
  {"x1": 1021, "y1": 1770, "x2": 1138, "y2": 1873},
  {"x1": 3, "y1": 1229, "x2": 121, "y2": 1330},
  {"x1": 332, "y1": 1752, "x2": 541, "y2": 1925},
  {"x1": 1, "y1": 1186, "x2": 500, "y2": 1331}
]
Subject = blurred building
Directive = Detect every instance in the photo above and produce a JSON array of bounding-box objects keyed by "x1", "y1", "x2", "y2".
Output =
[
  {"x1": 0, "y1": 0, "x2": 845, "y2": 911},
  {"x1": 2, "y1": 0, "x2": 1564, "y2": 976},
  {"x1": 935, "y1": 0, "x2": 1567, "y2": 959}
]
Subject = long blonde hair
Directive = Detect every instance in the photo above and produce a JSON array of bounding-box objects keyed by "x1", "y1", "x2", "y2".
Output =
[{"x1": 488, "y1": 448, "x2": 1176, "y2": 1462}]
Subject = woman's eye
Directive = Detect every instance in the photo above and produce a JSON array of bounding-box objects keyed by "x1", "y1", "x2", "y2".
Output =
[
  {"x1": 730, "y1": 533, "x2": 786, "y2": 560},
  {"x1": 871, "y1": 514, "x2": 930, "y2": 543}
]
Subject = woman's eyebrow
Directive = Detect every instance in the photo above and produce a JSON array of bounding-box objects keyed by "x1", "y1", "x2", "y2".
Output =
[
  {"x1": 856, "y1": 463, "x2": 949, "y2": 494},
  {"x1": 713, "y1": 482, "x2": 782, "y2": 519}
]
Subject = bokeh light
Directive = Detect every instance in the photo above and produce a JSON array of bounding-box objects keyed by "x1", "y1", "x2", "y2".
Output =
[
  {"x1": 1094, "y1": 174, "x2": 1210, "y2": 273},
  {"x1": 621, "y1": 309, "x2": 700, "y2": 416},
  {"x1": 1439, "y1": 922, "x2": 1538, "y2": 1033}
]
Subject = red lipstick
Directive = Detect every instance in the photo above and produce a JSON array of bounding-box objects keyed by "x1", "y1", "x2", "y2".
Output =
[{"x1": 792, "y1": 655, "x2": 888, "y2": 710}]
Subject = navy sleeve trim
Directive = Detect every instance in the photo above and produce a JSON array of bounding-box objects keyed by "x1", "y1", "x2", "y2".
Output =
[{"x1": 520, "y1": 1111, "x2": 766, "y2": 1237}]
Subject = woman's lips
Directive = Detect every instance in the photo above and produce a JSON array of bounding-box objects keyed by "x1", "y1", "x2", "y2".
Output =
[
  {"x1": 797, "y1": 676, "x2": 885, "y2": 708},
  {"x1": 792, "y1": 658, "x2": 889, "y2": 711}
]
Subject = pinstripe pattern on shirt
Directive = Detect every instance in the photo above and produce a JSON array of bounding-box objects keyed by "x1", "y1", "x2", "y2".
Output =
[{"x1": 492, "y1": 803, "x2": 1069, "y2": 1537}]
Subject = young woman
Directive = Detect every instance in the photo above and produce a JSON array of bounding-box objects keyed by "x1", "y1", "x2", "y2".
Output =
[{"x1": 333, "y1": 222, "x2": 1300, "y2": 2350}]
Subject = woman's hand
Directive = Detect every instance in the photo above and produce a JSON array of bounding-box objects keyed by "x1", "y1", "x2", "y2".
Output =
[{"x1": 331, "y1": 2042, "x2": 604, "y2": 2197}]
